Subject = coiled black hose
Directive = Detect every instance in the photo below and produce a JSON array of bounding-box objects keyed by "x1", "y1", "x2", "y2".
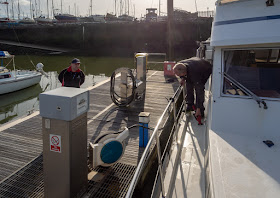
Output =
[{"x1": 110, "y1": 67, "x2": 137, "y2": 107}]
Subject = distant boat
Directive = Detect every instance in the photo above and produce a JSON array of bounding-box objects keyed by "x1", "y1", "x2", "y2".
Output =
[
  {"x1": 0, "y1": 51, "x2": 43, "y2": 95},
  {"x1": 91, "y1": 15, "x2": 106, "y2": 23},
  {"x1": 34, "y1": 16, "x2": 53, "y2": 24},
  {"x1": 0, "y1": 18, "x2": 16, "y2": 23},
  {"x1": 118, "y1": 14, "x2": 134, "y2": 22},
  {"x1": 54, "y1": 14, "x2": 78, "y2": 23},
  {"x1": 18, "y1": 17, "x2": 36, "y2": 24},
  {"x1": 105, "y1": 13, "x2": 118, "y2": 22}
]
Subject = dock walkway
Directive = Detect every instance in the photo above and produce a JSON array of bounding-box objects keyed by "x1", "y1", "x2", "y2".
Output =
[
  {"x1": 0, "y1": 40, "x2": 70, "y2": 53},
  {"x1": 0, "y1": 70, "x2": 179, "y2": 197}
]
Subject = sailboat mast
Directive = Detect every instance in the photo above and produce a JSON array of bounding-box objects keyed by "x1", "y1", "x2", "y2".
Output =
[
  {"x1": 128, "y1": 0, "x2": 129, "y2": 16},
  {"x1": 51, "y1": 0, "x2": 54, "y2": 18},
  {"x1": 47, "y1": 0, "x2": 49, "y2": 18},
  {"x1": 90, "y1": 0, "x2": 92, "y2": 16},
  {"x1": 120, "y1": 0, "x2": 121, "y2": 16},
  {"x1": 159, "y1": 0, "x2": 160, "y2": 16},
  {"x1": 18, "y1": 0, "x2": 20, "y2": 19},
  {"x1": 61, "y1": 0, "x2": 62, "y2": 14},
  {"x1": 6, "y1": 0, "x2": 9, "y2": 18},
  {"x1": 114, "y1": 0, "x2": 116, "y2": 16},
  {"x1": 34, "y1": 0, "x2": 37, "y2": 17},
  {"x1": 124, "y1": 0, "x2": 126, "y2": 15},
  {"x1": 29, "y1": 0, "x2": 32, "y2": 18},
  {"x1": 134, "y1": 4, "x2": 135, "y2": 19},
  {"x1": 38, "y1": 0, "x2": 40, "y2": 16},
  {"x1": 12, "y1": 0, "x2": 14, "y2": 19}
]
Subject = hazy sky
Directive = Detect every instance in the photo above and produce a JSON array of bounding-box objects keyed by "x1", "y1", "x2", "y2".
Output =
[{"x1": 1, "y1": 0, "x2": 217, "y2": 19}]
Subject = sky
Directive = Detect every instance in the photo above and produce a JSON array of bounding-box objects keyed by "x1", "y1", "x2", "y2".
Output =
[{"x1": 0, "y1": 0, "x2": 217, "y2": 19}]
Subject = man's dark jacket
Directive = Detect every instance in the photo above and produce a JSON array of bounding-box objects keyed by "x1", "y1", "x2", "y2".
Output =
[
  {"x1": 179, "y1": 57, "x2": 212, "y2": 85},
  {"x1": 58, "y1": 66, "x2": 85, "y2": 88},
  {"x1": 179, "y1": 57, "x2": 212, "y2": 109}
]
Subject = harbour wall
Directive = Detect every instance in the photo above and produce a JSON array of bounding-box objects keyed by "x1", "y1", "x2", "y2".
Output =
[{"x1": 0, "y1": 20, "x2": 212, "y2": 59}]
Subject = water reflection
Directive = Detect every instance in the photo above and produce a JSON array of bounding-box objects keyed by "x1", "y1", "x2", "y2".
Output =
[{"x1": 0, "y1": 55, "x2": 134, "y2": 125}]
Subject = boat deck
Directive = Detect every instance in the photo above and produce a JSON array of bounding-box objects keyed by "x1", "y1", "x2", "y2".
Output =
[{"x1": 0, "y1": 70, "x2": 179, "y2": 197}]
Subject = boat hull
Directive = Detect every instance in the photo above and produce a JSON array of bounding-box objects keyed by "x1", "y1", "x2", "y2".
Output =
[{"x1": 0, "y1": 74, "x2": 42, "y2": 95}]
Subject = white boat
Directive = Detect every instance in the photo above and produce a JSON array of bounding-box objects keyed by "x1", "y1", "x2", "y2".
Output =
[
  {"x1": 206, "y1": 0, "x2": 280, "y2": 197},
  {"x1": 126, "y1": 0, "x2": 280, "y2": 197},
  {"x1": 91, "y1": 15, "x2": 106, "y2": 23},
  {"x1": 18, "y1": 17, "x2": 36, "y2": 24},
  {"x1": 34, "y1": 16, "x2": 53, "y2": 24},
  {"x1": 0, "y1": 51, "x2": 43, "y2": 95}
]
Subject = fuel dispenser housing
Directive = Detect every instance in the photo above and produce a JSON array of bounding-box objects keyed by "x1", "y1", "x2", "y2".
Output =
[{"x1": 40, "y1": 87, "x2": 89, "y2": 198}]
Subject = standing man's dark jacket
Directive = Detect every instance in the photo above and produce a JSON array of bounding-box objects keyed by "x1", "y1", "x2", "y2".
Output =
[
  {"x1": 58, "y1": 66, "x2": 85, "y2": 88},
  {"x1": 180, "y1": 57, "x2": 212, "y2": 110}
]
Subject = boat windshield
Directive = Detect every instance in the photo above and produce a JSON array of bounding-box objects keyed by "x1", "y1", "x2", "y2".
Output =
[{"x1": 223, "y1": 48, "x2": 280, "y2": 99}]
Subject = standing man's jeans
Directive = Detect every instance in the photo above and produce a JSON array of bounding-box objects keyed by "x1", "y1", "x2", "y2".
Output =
[{"x1": 186, "y1": 82, "x2": 205, "y2": 112}]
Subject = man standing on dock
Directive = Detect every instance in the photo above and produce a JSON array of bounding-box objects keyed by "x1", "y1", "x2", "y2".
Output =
[
  {"x1": 173, "y1": 57, "x2": 212, "y2": 118},
  {"x1": 58, "y1": 58, "x2": 85, "y2": 88}
]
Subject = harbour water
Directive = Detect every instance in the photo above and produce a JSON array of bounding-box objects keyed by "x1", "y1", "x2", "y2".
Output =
[{"x1": 0, "y1": 55, "x2": 136, "y2": 124}]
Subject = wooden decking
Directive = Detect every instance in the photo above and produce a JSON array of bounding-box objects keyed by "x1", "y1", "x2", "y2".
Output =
[{"x1": 0, "y1": 70, "x2": 179, "y2": 197}]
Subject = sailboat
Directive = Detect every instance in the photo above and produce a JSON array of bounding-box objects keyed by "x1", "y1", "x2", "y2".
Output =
[
  {"x1": 34, "y1": 15, "x2": 53, "y2": 24},
  {"x1": 0, "y1": 51, "x2": 43, "y2": 95}
]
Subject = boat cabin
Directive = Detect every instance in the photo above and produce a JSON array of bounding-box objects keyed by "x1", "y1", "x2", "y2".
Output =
[{"x1": 205, "y1": 0, "x2": 280, "y2": 197}]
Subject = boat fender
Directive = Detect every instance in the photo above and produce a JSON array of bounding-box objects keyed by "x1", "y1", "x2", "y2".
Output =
[
  {"x1": 36, "y1": 63, "x2": 44, "y2": 71},
  {"x1": 36, "y1": 63, "x2": 49, "y2": 78}
]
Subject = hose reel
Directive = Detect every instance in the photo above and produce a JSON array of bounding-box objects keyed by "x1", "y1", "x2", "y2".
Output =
[
  {"x1": 110, "y1": 54, "x2": 148, "y2": 107},
  {"x1": 110, "y1": 67, "x2": 137, "y2": 107},
  {"x1": 89, "y1": 128, "x2": 129, "y2": 168}
]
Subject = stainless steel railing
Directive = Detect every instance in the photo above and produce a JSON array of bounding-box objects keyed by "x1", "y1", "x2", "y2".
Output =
[{"x1": 126, "y1": 84, "x2": 187, "y2": 198}]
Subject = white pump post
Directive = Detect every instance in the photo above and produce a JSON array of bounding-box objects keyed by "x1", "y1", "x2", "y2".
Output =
[
  {"x1": 40, "y1": 87, "x2": 89, "y2": 198},
  {"x1": 135, "y1": 53, "x2": 148, "y2": 98}
]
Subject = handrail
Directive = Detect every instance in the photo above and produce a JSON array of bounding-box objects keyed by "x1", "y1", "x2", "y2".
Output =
[
  {"x1": 126, "y1": 85, "x2": 185, "y2": 198},
  {"x1": 223, "y1": 72, "x2": 267, "y2": 109}
]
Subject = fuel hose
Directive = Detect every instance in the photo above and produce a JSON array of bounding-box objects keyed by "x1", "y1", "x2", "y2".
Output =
[{"x1": 110, "y1": 67, "x2": 136, "y2": 107}]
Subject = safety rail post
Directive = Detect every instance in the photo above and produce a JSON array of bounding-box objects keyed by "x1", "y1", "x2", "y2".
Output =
[
  {"x1": 155, "y1": 127, "x2": 166, "y2": 197},
  {"x1": 172, "y1": 96, "x2": 178, "y2": 143},
  {"x1": 182, "y1": 83, "x2": 187, "y2": 115}
]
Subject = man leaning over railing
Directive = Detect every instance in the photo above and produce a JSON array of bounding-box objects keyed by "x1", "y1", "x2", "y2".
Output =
[{"x1": 173, "y1": 57, "x2": 212, "y2": 118}]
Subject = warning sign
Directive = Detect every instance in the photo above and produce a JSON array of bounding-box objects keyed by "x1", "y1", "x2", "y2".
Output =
[{"x1": 50, "y1": 134, "x2": 61, "y2": 153}]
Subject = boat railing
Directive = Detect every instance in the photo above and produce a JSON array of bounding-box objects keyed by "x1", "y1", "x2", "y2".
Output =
[{"x1": 126, "y1": 83, "x2": 187, "y2": 198}]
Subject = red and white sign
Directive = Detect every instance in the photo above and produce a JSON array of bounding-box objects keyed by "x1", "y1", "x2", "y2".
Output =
[{"x1": 50, "y1": 134, "x2": 61, "y2": 153}]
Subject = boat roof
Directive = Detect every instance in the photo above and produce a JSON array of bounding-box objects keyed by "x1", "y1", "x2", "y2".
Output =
[
  {"x1": 211, "y1": 0, "x2": 280, "y2": 47},
  {"x1": 0, "y1": 51, "x2": 13, "y2": 58}
]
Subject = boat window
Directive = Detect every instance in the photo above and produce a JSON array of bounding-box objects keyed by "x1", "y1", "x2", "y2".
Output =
[{"x1": 223, "y1": 49, "x2": 280, "y2": 98}]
